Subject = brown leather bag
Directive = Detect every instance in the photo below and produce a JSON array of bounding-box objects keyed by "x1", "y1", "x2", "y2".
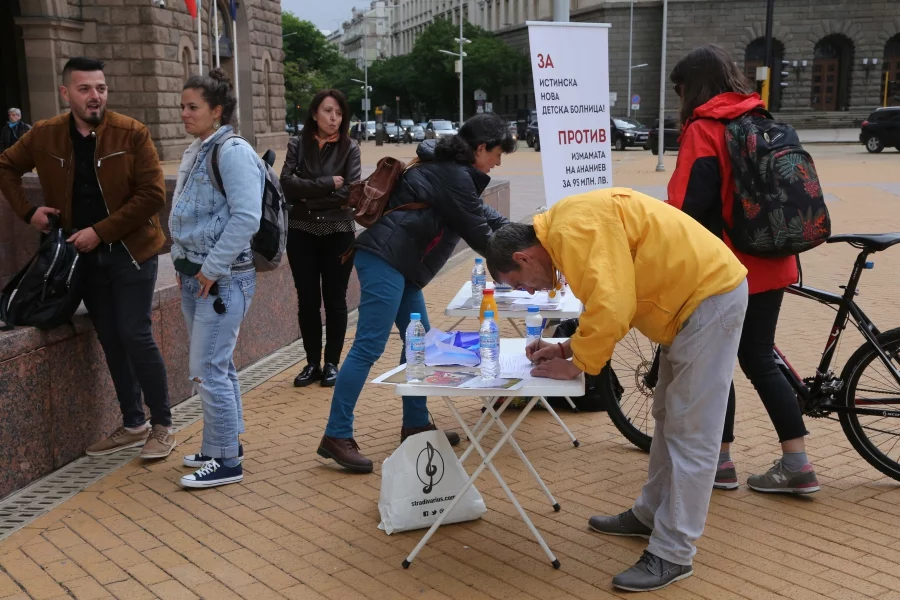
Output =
[{"x1": 347, "y1": 156, "x2": 426, "y2": 228}]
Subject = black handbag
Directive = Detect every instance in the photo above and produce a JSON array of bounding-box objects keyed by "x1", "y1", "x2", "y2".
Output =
[{"x1": 0, "y1": 216, "x2": 84, "y2": 330}]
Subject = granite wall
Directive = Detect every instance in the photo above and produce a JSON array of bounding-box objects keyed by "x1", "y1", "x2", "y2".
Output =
[{"x1": 0, "y1": 178, "x2": 510, "y2": 500}]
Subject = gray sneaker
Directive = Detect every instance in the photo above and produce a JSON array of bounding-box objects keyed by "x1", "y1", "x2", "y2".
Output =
[
  {"x1": 747, "y1": 460, "x2": 820, "y2": 494},
  {"x1": 613, "y1": 551, "x2": 693, "y2": 592},
  {"x1": 588, "y1": 509, "x2": 653, "y2": 539}
]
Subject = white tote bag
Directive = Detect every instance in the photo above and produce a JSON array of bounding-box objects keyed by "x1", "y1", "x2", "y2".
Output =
[{"x1": 378, "y1": 429, "x2": 487, "y2": 534}]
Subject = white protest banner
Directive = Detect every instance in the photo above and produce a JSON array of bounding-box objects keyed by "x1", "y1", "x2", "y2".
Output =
[{"x1": 527, "y1": 22, "x2": 613, "y2": 206}]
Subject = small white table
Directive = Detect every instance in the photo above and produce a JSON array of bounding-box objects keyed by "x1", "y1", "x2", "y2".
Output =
[
  {"x1": 444, "y1": 282, "x2": 585, "y2": 419},
  {"x1": 445, "y1": 281, "x2": 584, "y2": 336},
  {"x1": 383, "y1": 339, "x2": 585, "y2": 570}
]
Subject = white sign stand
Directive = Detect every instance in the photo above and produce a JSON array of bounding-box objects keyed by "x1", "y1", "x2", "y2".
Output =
[{"x1": 527, "y1": 22, "x2": 613, "y2": 206}]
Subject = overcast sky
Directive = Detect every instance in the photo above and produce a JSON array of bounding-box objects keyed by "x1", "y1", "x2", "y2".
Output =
[{"x1": 282, "y1": 0, "x2": 367, "y2": 34}]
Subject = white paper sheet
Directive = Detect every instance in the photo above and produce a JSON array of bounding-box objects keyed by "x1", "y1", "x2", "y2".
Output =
[{"x1": 500, "y1": 354, "x2": 536, "y2": 379}]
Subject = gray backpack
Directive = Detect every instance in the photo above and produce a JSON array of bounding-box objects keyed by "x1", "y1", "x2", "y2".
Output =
[{"x1": 207, "y1": 133, "x2": 289, "y2": 272}]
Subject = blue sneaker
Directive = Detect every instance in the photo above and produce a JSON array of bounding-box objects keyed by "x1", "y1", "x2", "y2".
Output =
[
  {"x1": 183, "y1": 444, "x2": 244, "y2": 468},
  {"x1": 180, "y1": 459, "x2": 243, "y2": 489}
]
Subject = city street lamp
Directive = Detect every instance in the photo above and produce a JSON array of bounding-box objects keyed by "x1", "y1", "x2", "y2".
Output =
[
  {"x1": 351, "y1": 77, "x2": 373, "y2": 140},
  {"x1": 656, "y1": 0, "x2": 669, "y2": 172},
  {"x1": 438, "y1": 0, "x2": 471, "y2": 126}
]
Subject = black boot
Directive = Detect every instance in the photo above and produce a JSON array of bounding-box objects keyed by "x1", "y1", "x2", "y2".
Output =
[{"x1": 294, "y1": 364, "x2": 322, "y2": 388}]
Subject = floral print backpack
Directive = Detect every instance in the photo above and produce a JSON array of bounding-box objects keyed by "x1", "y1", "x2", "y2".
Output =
[{"x1": 723, "y1": 110, "x2": 831, "y2": 257}]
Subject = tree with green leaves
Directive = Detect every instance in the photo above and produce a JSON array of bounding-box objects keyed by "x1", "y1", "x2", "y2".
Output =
[
  {"x1": 281, "y1": 12, "x2": 364, "y2": 124},
  {"x1": 367, "y1": 19, "x2": 529, "y2": 120}
]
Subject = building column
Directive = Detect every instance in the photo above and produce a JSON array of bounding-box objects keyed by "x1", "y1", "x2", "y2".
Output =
[{"x1": 15, "y1": 16, "x2": 86, "y2": 121}]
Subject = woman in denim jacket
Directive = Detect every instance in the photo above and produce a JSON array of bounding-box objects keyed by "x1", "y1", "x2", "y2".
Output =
[{"x1": 169, "y1": 68, "x2": 263, "y2": 489}]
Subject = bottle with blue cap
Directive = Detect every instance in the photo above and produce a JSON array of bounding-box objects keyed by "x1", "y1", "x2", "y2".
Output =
[
  {"x1": 406, "y1": 313, "x2": 427, "y2": 382},
  {"x1": 479, "y1": 310, "x2": 500, "y2": 379},
  {"x1": 525, "y1": 306, "x2": 543, "y2": 348}
]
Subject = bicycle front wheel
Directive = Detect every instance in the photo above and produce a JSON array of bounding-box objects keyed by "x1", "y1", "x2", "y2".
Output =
[
  {"x1": 838, "y1": 327, "x2": 900, "y2": 481},
  {"x1": 601, "y1": 329, "x2": 656, "y2": 452}
]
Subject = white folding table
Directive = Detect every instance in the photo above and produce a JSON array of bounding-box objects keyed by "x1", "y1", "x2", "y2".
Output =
[
  {"x1": 382, "y1": 339, "x2": 585, "y2": 570},
  {"x1": 444, "y1": 282, "x2": 585, "y2": 428},
  {"x1": 444, "y1": 281, "x2": 583, "y2": 336}
]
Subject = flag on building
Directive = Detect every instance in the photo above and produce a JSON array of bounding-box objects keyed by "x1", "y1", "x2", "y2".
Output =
[{"x1": 185, "y1": 0, "x2": 197, "y2": 18}]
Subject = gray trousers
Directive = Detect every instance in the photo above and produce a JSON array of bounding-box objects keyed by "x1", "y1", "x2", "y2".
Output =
[{"x1": 632, "y1": 279, "x2": 748, "y2": 566}]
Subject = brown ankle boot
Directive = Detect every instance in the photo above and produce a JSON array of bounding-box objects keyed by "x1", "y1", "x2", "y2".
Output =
[
  {"x1": 317, "y1": 436, "x2": 373, "y2": 473},
  {"x1": 400, "y1": 424, "x2": 461, "y2": 447}
]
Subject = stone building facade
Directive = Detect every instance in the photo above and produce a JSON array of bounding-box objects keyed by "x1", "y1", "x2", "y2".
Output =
[
  {"x1": 2, "y1": 0, "x2": 287, "y2": 161},
  {"x1": 495, "y1": 0, "x2": 900, "y2": 125}
]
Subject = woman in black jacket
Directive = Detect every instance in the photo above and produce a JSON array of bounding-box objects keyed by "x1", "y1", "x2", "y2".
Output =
[
  {"x1": 317, "y1": 113, "x2": 516, "y2": 473},
  {"x1": 280, "y1": 90, "x2": 362, "y2": 388}
]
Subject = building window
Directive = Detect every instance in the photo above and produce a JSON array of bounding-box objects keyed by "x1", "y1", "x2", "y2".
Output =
[{"x1": 182, "y1": 48, "x2": 191, "y2": 80}]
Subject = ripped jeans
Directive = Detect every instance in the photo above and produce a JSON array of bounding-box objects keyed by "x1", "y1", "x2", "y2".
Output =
[{"x1": 180, "y1": 270, "x2": 256, "y2": 460}]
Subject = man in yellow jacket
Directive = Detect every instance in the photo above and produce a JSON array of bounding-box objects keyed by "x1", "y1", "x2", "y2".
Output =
[{"x1": 486, "y1": 188, "x2": 748, "y2": 592}]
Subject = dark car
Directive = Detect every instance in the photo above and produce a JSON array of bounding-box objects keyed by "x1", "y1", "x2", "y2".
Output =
[
  {"x1": 384, "y1": 124, "x2": 401, "y2": 143},
  {"x1": 860, "y1": 107, "x2": 900, "y2": 153},
  {"x1": 645, "y1": 117, "x2": 681, "y2": 154},
  {"x1": 611, "y1": 117, "x2": 649, "y2": 151},
  {"x1": 526, "y1": 120, "x2": 540, "y2": 152}
]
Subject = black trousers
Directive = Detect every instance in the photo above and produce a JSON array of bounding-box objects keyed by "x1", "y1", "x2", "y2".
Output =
[
  {"x1": 287, "y1": 228, "x2": 355, "y2": 367},
  {"x1": 722, "y1": 288, "x2": 808, "y2": 444},
  {"x1": 81, "y1": 246, "x2": 172, "y2": 428}
]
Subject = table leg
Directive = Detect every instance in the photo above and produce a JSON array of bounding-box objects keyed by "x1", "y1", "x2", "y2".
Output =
[
  {"x1": 459, "y1": 395, "x2": 512, "y2": 465},
  {"x1": 446, "y1": 317, "x2": 467, "y2": 331},
  {"x1": 538, "y1": 397, "x2": 580, "y2": 447},
  {"x1": 506, "y1": 317, "x2": 524, "y2": 337},
  {"x1": 402, "y1": 395, "x2": 560, "y2": 569},
  {"x1": 480, "y1": 397, "x2": 560, "y2": 511}
]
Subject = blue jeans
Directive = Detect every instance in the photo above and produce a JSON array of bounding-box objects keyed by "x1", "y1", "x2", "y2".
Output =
[
  {"x1": 325, "y1": 250, "x2": 431, "y2": 439},
  {"x1": 181, "y1": 270, "x2": 256, "y2": 459}
]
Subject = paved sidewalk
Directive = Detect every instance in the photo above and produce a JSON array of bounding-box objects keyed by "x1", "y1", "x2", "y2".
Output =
[{"x1": 3, "y1": 152, "x2": 900, "y2": 599}]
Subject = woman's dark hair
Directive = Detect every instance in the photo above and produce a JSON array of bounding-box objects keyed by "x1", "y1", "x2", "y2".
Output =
[
  {"x1": 670, "y1": 44, "x2": 753, "y2": 126},
  {"x1": 435, "y1": 113, "x2": 517, "y2": 164},
  {"x1": 301, "y1": 89, "x2": 350, "y2": 155},
  {"x1": 183, "y1": 67, "x2": 237, "y2": 125}
]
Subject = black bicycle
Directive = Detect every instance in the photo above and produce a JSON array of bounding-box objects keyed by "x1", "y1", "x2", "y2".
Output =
[{"x1": 600, "y1": 233, "x2": 900, "y2": 481}]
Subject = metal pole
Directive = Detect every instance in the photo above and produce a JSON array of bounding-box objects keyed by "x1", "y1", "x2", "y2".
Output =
[
  {"x1": 213, "y1": 0, "x2": 219, "y2": 67},
  {"x1": 627, "y1": 0, "x2": 634, "y2": 117},
  {"x1": 763, "y1": 0, "x2": 775, "y2": 107},
  {"x1": 233, "y1": 19, "x2": 239, "y2": 132},
  {"x1": 552, "y1": 0, "x2": 569, "y2": 22},
  {"x1": 364, "y1": 24, "x2": 369, "y2": 141},
  {"x1": 459, "y1": 0, "x2": 464, "y2": 125},
  {"x1": 197, "y1": 0, "x2": 203, "y2": 75},
  {"x1": 655, "y1": 0, "x2": 667, "y2": 172}
]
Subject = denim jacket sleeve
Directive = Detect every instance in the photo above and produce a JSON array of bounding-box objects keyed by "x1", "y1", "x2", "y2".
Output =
[{"x1": 201, "y1": 139, "x2": 263, "y2": 280}]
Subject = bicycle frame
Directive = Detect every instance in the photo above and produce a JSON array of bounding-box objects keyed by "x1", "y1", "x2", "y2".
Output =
[{"x1": 782, "y1": 248, "x2": 900, "y2": 417}]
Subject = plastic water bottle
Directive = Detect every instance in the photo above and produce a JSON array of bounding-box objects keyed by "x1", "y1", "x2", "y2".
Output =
[
  {"x1": 479, "y1": 310, "x2": 500, "y2": 379},
  {"x1": 406, "y1": 313, "x2": 427, "y2": 383},
  {"x1": 471, "y1": 258, "x2": 486, "y2": 305},
  {"x1": 525, "y1": 306, "x2": 543, "y2": 347}
]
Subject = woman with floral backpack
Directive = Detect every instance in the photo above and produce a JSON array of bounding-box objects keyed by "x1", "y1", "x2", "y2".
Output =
[{"x1": 666, "y1": 44, "x2": 818, "y2": 495}]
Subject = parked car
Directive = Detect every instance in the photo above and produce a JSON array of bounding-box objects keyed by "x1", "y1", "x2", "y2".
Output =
[
  {"x1": 408, "y1": 125, "x2": 426, "y2": 142},
  {"x1": 384, "y1": 124, "x2": 401, "y2": 143},
  {"x1": 860, "y1": 106, "x2": 900, "y2": 153},
  {"x1": 399, "y1": 118, "x2": 415, "y2": 130},
  {"x1": 425, "y1": 119, "x2": 457, "y2": 139},
  {"x1": 284, "y1": 123, "x2": 295, "y2": 134},
  {"x1": 526, "y1": 120, "x2": 541, "y2": 152},
  {"x1": 611, "y1": 117, "x2": 649, "y2": 151},
  {"x1": 645, "y1": 117, "x2": 680, "y2": 154}
]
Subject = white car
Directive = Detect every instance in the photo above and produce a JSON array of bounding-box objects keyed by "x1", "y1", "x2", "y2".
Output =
[{"x1": 424, "y1": 119, "x2": 457, "y2": 140}]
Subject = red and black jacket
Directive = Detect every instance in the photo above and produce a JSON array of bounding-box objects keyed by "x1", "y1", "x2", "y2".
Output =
[{"x1": 667, "y1": 92, "x2": 798, "y2": 295}]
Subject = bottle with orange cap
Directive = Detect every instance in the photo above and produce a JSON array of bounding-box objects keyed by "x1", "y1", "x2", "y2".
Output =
[{"x1": 479, "y1": 288, "x2": 499, "y2": 324}]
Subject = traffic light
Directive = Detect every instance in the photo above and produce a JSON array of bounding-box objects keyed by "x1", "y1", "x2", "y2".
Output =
[{"x1": 780, "y1": 60, "x2": 790, "y2": 89}]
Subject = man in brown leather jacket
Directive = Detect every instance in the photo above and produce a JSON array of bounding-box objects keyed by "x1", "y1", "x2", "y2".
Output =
[{"x1": 0, "y1": 57, "x2": 175, "y2": 459}]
